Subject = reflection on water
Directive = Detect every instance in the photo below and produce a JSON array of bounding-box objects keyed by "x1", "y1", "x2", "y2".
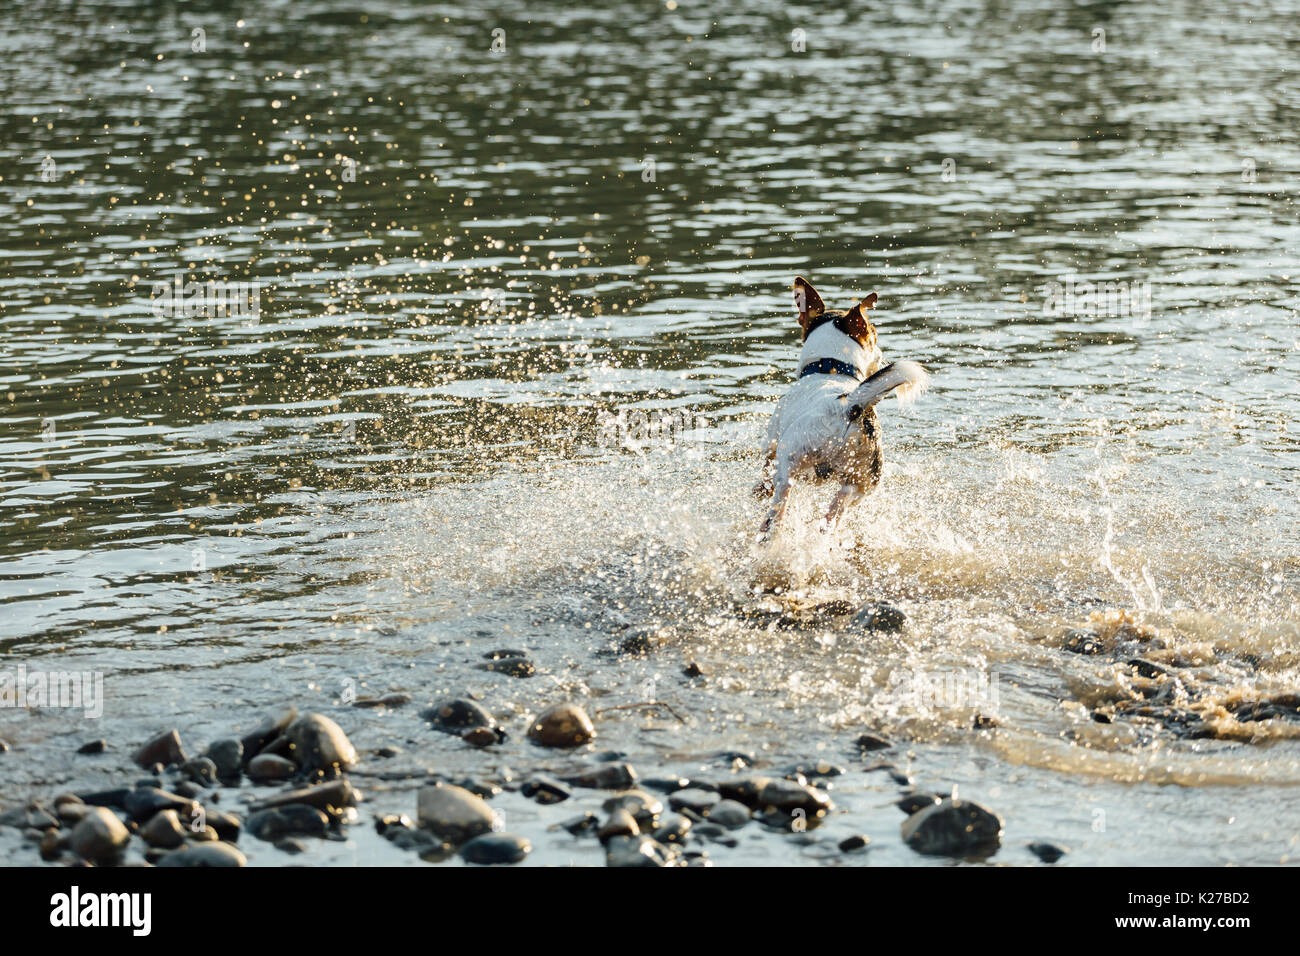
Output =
[{"x1": 1, "y1": 0, "x2": 1298, "y2": 864}]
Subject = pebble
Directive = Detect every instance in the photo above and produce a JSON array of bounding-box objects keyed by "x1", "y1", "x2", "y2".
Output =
[
  {"x1": 181, "y1": 756, "x2": 218, "y2": 785},
  {"x1": 653, "y1": 814, "x2": 692, "y2": 844},
  {"x1": 839, "y1": 834, "x2": 871, "y2": 852},
  {"x1": 352, "y1": 693, "x2": 411, "y2": 709},
  {"x1": 682, "y1": 661, "x2": 705, "y2": 678},
  {"x1": 668, "y1": 788, "x2": 719, "y2": 814},
  {"x1": 421, "y1": 697, "x2": 496, "y2": 734},
  {"x1": 459, "y1": 833, "x2": 531, "y2": 864},
  {"x1": 206, "y1": 738, "x2": 243, "y2": 780},
  {"x1": 286, "y1": 713, "x2": 358, "y2": 774},
  {"x1": 856, "y1": 732, "x2": 894, "y2": 752},
  {"x1": 0, "y1": 804, "x2": 60, "y2": 830},
  {"x1": 604, "y1": 834, "x2": 677, "y2": 868},
  {"x1": 247, "y1": 753, "x2": 298, "y2": 783},
  {"x1": 642, "y1": 776, "x2": 691, "y2": 793},
  {"x1": 558, "y1": 812, "x2": 599, "y2": 835},
  {"x1": 527, "y1": 703, "x2": 596, "y2": 747},
  {"x1": 77, "y1": 739, "x2": 106, "y2": 755},
  {"x1": 693, "y1": 822, "x2": 738, "y2": 847},
  {"x1": 561, "y1": 763, "x2": 637, "y2": 790},
  {"x1": 206, "y1": 809, "x2": 242, "y2": 842},
  {"x1": 901, "y1": 799, "x2": 1003, "y2": 857},
  {"x1": 0, "y1": 739, "x2": 8, "y2": 752},
  {"x1": 123, "y1": 788, "x2": 198, "y2": 824},
  {"x1": 756, "y1": 778, "x2": 833, "y2": 817},
  {"x1": 140, "y1": 809, "x2": 187, "y2": 849},
  {"x1": 132, "y1": 729, "x2": 186, "y2": 769},
  {"x1": 783, "y1": 761, "x2": 846, "y2": 779},
  {"x1": 707, "y1": 799, "x2": 752, "y2": 829},
  {"x1": 275, "y1": 838, "x2": 306, "y2": 854},
  {"x1": 476, "y1": 655, "x2": 536, "y2": 678},
  {"x1": 853, "y1": 601, "x2": 908, "y2": 633},
  {"x1": 597, "y1": 809, "x2": 639, "y2": 843},
  {"x1": 249, "y1": 779, "x2": 360, "y2": 814},
  {"x1": 416, "y1": 784, "x2": 500, "y2": 844},
  {"x1": 1028, "y1": 841, "x2": 1068, "y2": 863},
  {"x1": 1063, "y1": 628, "x2": 1104, "y2": 655},
  {"x1": 896, "y1": 791, "x2": 941, "y2": 815},
  {"x1": 247, "y1": 805, "x2": 330, "y2": 842},
  {"x1": 67, "y1": 807, "x2": 130, "y2": 864},
  {"x1": 155, "y1": 841, "x2": 246, "y2": 867},
  {"x1": 239, "y1": 706, "x2": 298, "y2": 763},
  {"x1": 522, "y1": 776, "x2": 571, "y2": 805},
  {"x1": 601, "y1": 790, "x2": 662, "y2": 827},
  {"x1": 462, "y1": 727, "x2": 503, "y2": 748}
]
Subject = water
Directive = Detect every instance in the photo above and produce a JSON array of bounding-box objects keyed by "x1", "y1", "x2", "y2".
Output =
[{"x1": 1, "y1": 0, "x2": 1299, "y2": 866}]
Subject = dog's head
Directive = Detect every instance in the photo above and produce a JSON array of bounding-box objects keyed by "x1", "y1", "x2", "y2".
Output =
[{"x1": 793, "y1": 276, "x2": 878, "y2": 354}]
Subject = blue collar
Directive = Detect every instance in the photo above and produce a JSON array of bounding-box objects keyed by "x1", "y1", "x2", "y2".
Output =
[{"x1": 799, "y1": 357, "x2": 862, "y2": 380}]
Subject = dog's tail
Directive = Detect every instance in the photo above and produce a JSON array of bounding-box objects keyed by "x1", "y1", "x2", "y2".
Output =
[{"x1": 844, "y1": 360, "x2": 930, "y2": 422}]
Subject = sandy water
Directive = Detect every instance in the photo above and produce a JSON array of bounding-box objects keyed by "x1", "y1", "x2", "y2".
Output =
[{"x1": 1, "y1": 0, "x2": 1299, "y2": 864}]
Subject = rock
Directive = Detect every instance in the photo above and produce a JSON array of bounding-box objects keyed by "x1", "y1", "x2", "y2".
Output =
[
  {"x1": 205, "y1": 810, "x2": 242, "y2": 842},
  {"x1": 558, "y1": 812, "x2": 600, "y2": 835},
  {"x1": 527, "y1": 703, "x2": 595, "y2": 748},
  {"x1": 0, "y1": 739, "x2": 9, "y2": 752},
  {"x1": 40, "y1": 827, "x2": 64, "y2": 860},
  {"x1": 206, "y1": 739, "x2": 243, "y2": 780},
  {"x1": 1028, "y1": 841, "x2": 1068, "y2": 863},
  {"x1": 694, "y1": 822, "x2": 738, "y2": 847},
  {"x1": 839, "y1": 834, "x2": 871, "y2": 852},
  {"x1": 67, "y1": 807, "x2": 129, "y2": 863},
  {"x1": 561, "y1": 763, "x2": 636, "y2": 790},
  {"x1": 249, "y1": 779, "x2": 360, "y2": 815},
  {"x1": 604, "y1": 834, "x2": 676, "y2": 868},
  {"x1": 853, "y1": 601, "x2": 908, "y2": 633},
  {"x1": 902, "y1": 799, "x2": 1003, "y2": 857},
  {"x1": 421, "y1": 698, "x2": 495, "y2": 735},
  {"x1": 140, "y1": 810, "x2": 187, "y2": 849},
  {"x1": 375, "y1": 813, "x2": 415, "y2": 835},
  {"x1": 522, "y1": 776, "x2": 571, "y2": 805},
  {"x1": 707, "y1": 799, "x2": 752, "y2": 829},
  {"x1": 181, "y1": 756, "x2": 218, "y2": 786},
  {"x1": 0, "y1": 803, "x2": 61, "y2": 830},
  {"x1": 1063, "y1": 629, "x2": 1104, "y2": 655},
  {"x1": 756, "y1": 778, "x2": 833, "y2": 817},
  {"x1": 247, "y1": 753, "x2": 297, "y2": 783},
  {"x1": 286, "y1": 713, "x2": 358, "y2": 774},
  {"x1": 459, "y1": 833, "x2": 530, "y2": 864},
  {"x1": 670, "y1": 790, "x2": 722, "y2": 811},
  {"x1": 352, "y1": 693, "x2": 411, "y2": 709},
  {"x1": 601, "y1": 790, "x2": 662, "y2": 827},
  {"x1": 682, "y1": 661, "x2": 704, "y2": 678},
  {"x1": 155, "y1": 842, "x2": 246, "y2": 867},
  {"x1": 123, "y1": 788, "x2": 198, "y2": 824},
  {"x1": 57, "y1": 803, "x2": 91, "y2": 824},
  {"x1": 246, "y1": 805, "x2": 330, "y2": 842},
  {"x1": 476, "y1": 655, "x2": 535, "y2": 678},
  {"x1": 618, "y1": 628, "x2": 667, "y2": 656},
  {"x1": 416, "y1": 785, "x2": 500, "y2": 844},
  {"x1": 174, "y1": 781, "x2": 205, "y2": 799},
  {"x1": 275, "y1": 838, "x2": 306, "y2": 854},
  {"x1": 77, "y1": 739, "x2": 106, "y2": 755},
  {"x1": 896, "y1": 791, "x2": 941, "y2": 814},
  {"x1": 462, "y1": 727, "x2": 503, "y2": 748},
  {"x1": 642, "y1": 776, "x2": 691, "y2": 793},
  {"x1": 190, "y1": 824, "x2": 219, "y2": 842},
  {"x1": 132, "y1": 729, "x2": 185, "y2": 769},
  {"x1": 784, "y1": 761, "x2": 845, "y2": 779},
  {"x1": 856, "y1": 732, "x2": 894, "y2": 752},
  {"x1": 598, "y1": 809, "x2": 640, "y2": 843},
  {"x1": 239, "y1": 706, "x2": 298, "y2": 762},
  {"x1": 653, "y1": 814, "x2": 692, "y2": 844},
  {"x1": 972, "y1": 714, "x2": 999, "y2": 730}
]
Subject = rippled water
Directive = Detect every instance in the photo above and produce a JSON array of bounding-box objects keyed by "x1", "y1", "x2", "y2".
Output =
[{"x1": 2, "y1": 0, "x2": 1299, "y2": 866}]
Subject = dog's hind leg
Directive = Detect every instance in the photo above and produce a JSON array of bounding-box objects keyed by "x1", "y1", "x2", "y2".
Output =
[
  {"x1": 752, "y1": 440, "x2": 778, "y2": 500},
  {"x1": 823, "y1": 481, "x2": 867, "y2": 530},
  {"x1": 758, "y1": 465, "x2": 794, "y2": 537}
]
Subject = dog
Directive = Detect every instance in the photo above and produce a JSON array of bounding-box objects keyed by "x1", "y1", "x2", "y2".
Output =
[{"x1": 754, "y1": 276, "x2": 929, "y2": 536}]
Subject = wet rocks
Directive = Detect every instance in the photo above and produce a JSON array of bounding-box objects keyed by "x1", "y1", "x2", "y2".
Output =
[
  {"x1": 247, "y1": 753, "x2": 296, "y2": 783},
  {"x1": 247, "y1": 805, "x2": 330, "y2": 842},
  {"x1": 527, "y1": 703, "x2": 595, "y2": 748},
  {"x1": 416, "y1": 784, "x2": 500, "y2": 844},
  {"x1": 602, "y1": 790, "x2": 662, "y2": 828},
  {"x1": 285, "y1": 713, "x2": 358, "y2": 775},
  {"x1": 839, "y1": 834, "x2": 871, "y2": 852},
  {"x1": 181, "y1": 756, "x2": 218, "y2": 786},
  {"x1": 123, "y1": 788, "x2": 198, "y2": 824},
  {"x1": 0, "y1": 803, "x2": 61, "y2": 830},
  {"x1": 239, "y1": 706, "x2": 298, "y2": 762},
  {"x1": 597, "y1": 809, "x2": 639, "y2": 843},
  {"x1": 561, "y1": 763, "x2": 636, "y2": 790},
  {"x1": 853, "y1": 601, "x2": 908, "y2": 633},
  {"x1": 155, "y1": 842, "x2": 246, "y2": 867},
  {"x1": 422, "y1": 698, "x2": 495, "y2": 735},
  {"x1": 140, "y1": 809, "x2": 187, "y2": 849},
  {"x1": 558, "y1": 812, "x2": 599, "y2": 836},
  {"x1": 521, "y1": 776, "x2": 571, "y2": 805},
  {"x1": 1063, "y1": 629, "x2": 1104, "y2": 655},
  {"x1": 67, "y1": 807, "x2": 130, "y2": 864},
  {"x1": 77, "y1": 739, "x2": 106, "y2": 755},
  {"x1": 462, "y1": 726, "x2": 504, "y2": 748},
  {"x1": 1028, "y1": 841, "x2": 1068, "y2": 863},
  {"x1": 856, "y1": 732, "x2": 894, "y2": 752},
  {"x1": 653, "y1": 814, "x2": 692, "y2": 844},
  {"x1": 352, "y1": 693, "x2": 411, "y2": 709},
  {"x1": 249, "y1": 779, "x2": 360, "y2": 815},
  {"x1": 132, "y1": 729, "x2": 185, "y2": 769},
  {"x1": 459, "y1": 833, "x2": 530, "y2": 864},
  {"x1": 707, "y1": 800, "x2": 752, "y2": 829},
  {"x1": 901, "y1": 798, "x2": 1003, "y2": 857},
  {"x1": 477, "y1": 650, "x2": 535, "y2": 678},
  {"x1": 897, "y1": 791, "x2": 941, "y2": 815},
  {"x1": 605, "y1": 834, "x2": 677, "y2": 868},
  {"x1": 205, "y1": 739, "x2": 243, "y2": 781}
]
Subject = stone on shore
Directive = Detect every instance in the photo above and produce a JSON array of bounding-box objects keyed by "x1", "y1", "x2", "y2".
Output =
[
  {"x1": 560, "y1": 763, "x2": 636, "y2": 790},
  {"x1": 1028, "y1": 841, "x2": 1068, "y2": 863},
  {"x1": 853, "y1": 601, "x2": 908, "y2": 633},
  {"x1": 206, "y1": 738, "x2": 243, "y2": 780},
  {"x1": 286, "y1": 713, "x2": 358, "y2": 774},
  {"x1": 67, "y1": 807, "x2": 130, "y2": 864},
  {"x1": 247, "y1": 753, "x2": 297, "y2": 783},
  {"x1": 132, "y1": 729, "x2": 185, "y2": 769},
  {"x1": 140, "y1": 809, "x2": 187, "y2": 848},
  {"x1": 246, "y1": 805, "x2": 330, "y2": 842},
  {"x1": 421, "y1": 698, "x2": 495, "y2": 734},
  {"x1": 155, "y1": 841, "x2": 246, "y2": 867},
  {"x1": 527, "y1": 703, "x2": 595, "y2": 747},
  {"x1": 459, "y1": 833, "x2": 530, "y2": 864},
  {"x1": 416, "y1": 784, "x2": 500, "y2": 844},
  {"x1": 249, "y1": 779, "x2": 360, "y2": 815},
  {"x1": 239, "y1": 706, "x2": 298, "y2": 762},
  {"x1": 901, "y1": 798, "x2": 1003, "y2": 857},
  {"x1": 604, "y1": 834, "x2": 677, "y2": 868}
]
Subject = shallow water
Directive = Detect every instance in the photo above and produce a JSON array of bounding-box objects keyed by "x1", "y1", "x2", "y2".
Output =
[{"x1": 1, "y1": 0, "x2": 1299, "y2": 866}]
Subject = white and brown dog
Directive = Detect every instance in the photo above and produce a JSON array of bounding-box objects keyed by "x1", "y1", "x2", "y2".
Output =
[{"x1": 754, "y1": 276, "x2": 929, "y2": 536}]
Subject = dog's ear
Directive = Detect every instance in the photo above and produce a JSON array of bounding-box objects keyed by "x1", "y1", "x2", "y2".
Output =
[
  {"x1": 839, "y1": 293, "x2": 879, "y2": 348},
  {"x1": 793, "y1": 276, "x2": 825, "y2": 332}
]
